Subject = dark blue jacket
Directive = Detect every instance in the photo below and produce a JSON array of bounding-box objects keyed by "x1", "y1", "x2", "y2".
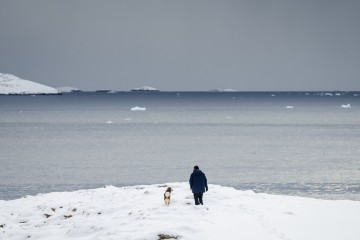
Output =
[{"x1": 189, "y1": 170, "x2": 208, "y2": 193}]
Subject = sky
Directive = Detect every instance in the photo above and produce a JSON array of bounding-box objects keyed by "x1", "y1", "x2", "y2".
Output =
[{"x1": 0, "y1": 0, "x2": 360, "y2": 91}]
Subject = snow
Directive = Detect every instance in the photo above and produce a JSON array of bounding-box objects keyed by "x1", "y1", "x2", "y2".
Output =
[
  {"x1": 0, "y1": 73, "x2": 59, "y2": 95},
  {"x1": 1, "y1": 182, "x2": 360, "y2": 240},
  {"x1": 56, "y1": 86, "x2": 80, "y2": 93},
  {"x1": 131, "y1": 106, "x2": 146, "y2": 111}
]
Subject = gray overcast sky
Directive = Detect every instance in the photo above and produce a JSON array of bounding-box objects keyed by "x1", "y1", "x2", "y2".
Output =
[{"x1": 1, "y1": 0, "x2": 360, "y2": 91}]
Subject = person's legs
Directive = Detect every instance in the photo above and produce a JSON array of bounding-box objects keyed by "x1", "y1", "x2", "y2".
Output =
[
  {"x1": 199, "y1": 193, "x2": 203, "y2": 205},
  {"x1": 193, "y1": 193, "x2": 200, "y2": 205}
]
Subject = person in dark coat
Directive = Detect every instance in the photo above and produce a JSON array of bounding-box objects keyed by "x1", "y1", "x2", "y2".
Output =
[{"x1": 189, "y1": 165, "x2": 208, "y2": 205}]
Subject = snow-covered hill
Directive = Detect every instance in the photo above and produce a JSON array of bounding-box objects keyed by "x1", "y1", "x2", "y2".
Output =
[
  {"x1": 1, "y1": 182, "x2": 359, "y2": 240},
  {"x1": 0, "y1": 73, "x2": 59, "y2": 95}
]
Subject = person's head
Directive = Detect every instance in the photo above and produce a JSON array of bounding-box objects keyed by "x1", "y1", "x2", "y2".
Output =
[{"x1": 194, "y1": 165, "x2": 199, "y2": 170}]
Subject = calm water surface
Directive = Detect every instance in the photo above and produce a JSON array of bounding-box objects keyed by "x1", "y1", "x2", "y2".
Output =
[{"x1": 1, "y1": 92, "x2": 360, "y2": 200}]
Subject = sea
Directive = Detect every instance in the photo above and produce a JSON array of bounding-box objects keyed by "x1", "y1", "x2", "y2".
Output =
[{"x1": 1, "y1": 91, "x2": 360, "y2": 201}]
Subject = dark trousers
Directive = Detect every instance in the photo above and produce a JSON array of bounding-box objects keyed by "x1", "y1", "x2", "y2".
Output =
[{"x1": 193, "y1": 192, "x2": 203, "y2": 205}]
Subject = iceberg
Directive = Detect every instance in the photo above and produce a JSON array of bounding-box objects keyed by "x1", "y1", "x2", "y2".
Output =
[
  {"x1": 131, "y1": 86, "x2": 159, "y2": 92},
  {"x1": 0, "y1": 73, "x2": 59, "y2": 95},
  {"x1": 131, "y1": 106, "x2": 146, "y2": 111},
  {"x1": 223, "y1": 89, "x2": 237, "y2": 92},
  {"x1": 1, "y1": 182, "x2": 359, "y2": 240}
]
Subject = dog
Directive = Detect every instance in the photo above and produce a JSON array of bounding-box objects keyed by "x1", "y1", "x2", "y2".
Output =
[{"x1": 164, "y1": 187, "x2": 173, "y2": 206}]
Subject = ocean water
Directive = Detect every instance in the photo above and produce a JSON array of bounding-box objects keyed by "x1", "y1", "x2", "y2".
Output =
[{"x1": 1, "y1": 92, "x2": 360, "y2": 200}]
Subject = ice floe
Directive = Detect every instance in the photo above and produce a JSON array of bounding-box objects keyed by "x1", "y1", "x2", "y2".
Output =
[
  {"x1": 341, "y1": 104, "x2": 351, "y2": 108},
  {"x1": 131, "y1": 106, "x2": 146, "y2": 111}
]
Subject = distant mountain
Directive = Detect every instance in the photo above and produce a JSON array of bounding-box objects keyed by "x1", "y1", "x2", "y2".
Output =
[
  {"x1": 57, "y1": 86, "x2": 81, "y2": 93},
  {"x1": 209, "y1": 89, "x2": 221, "y2": 92},
  {"x1": 131, "y1": 86, "x2": 159, "y2": 92},
  {"x1": 95, "y1": 89, "x2": 112, "y2": 93},
  {"x1": 0, "y1": 73, "x2": 59, "y2": 95}
]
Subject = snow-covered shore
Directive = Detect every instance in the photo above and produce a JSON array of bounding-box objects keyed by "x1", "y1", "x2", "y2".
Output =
[
  {"x1": 0, "y1": 73, "x2": 59, "y2": 95},
  {"x1": 1, "y1": 182, "x2": 359, "y2": 240}
]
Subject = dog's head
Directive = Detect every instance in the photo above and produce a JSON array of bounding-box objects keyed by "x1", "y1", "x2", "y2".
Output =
[{"x1": 165, "y1": 187, "x2": 173, "y2": 192}]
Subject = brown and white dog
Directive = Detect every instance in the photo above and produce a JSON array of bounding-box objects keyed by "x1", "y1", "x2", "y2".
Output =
[{"x1": 164, "y1": 187, "x2": 173, "y2": 206}]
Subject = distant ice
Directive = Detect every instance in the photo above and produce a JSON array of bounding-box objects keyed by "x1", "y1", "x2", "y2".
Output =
[
  {"x1": 131, "y1": 86, "x2": 159, "y2": 92},
  {"x1": 341, "y1": 104, "x2": 351, "y2": 108},
  {"x1": 286, "y1": 106, "x2": 294, "y2": 109},
  {"x1": 223, "y1": 89, "x2": 236, "y2": 92},
  {"x1": 105, "y1": 121, "x2": 113, "y2": 124},
  {"x1": 131, "y1": 106, "x2": 146, "y2": 111},
  {"x1": 124, "y1": 117, "x2": 132, "y2": 121},
  {"x1": 56, "y1": 86, "x2": 81, "y2": 93}
]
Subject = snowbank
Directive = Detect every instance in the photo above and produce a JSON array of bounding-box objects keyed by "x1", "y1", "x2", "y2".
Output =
[
  {"x1": 0, "y1": 73, "x2": 59, "y2": 95},
  {"x1": 1, "y1": 182, "x2": 360, "y2": 240}
]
